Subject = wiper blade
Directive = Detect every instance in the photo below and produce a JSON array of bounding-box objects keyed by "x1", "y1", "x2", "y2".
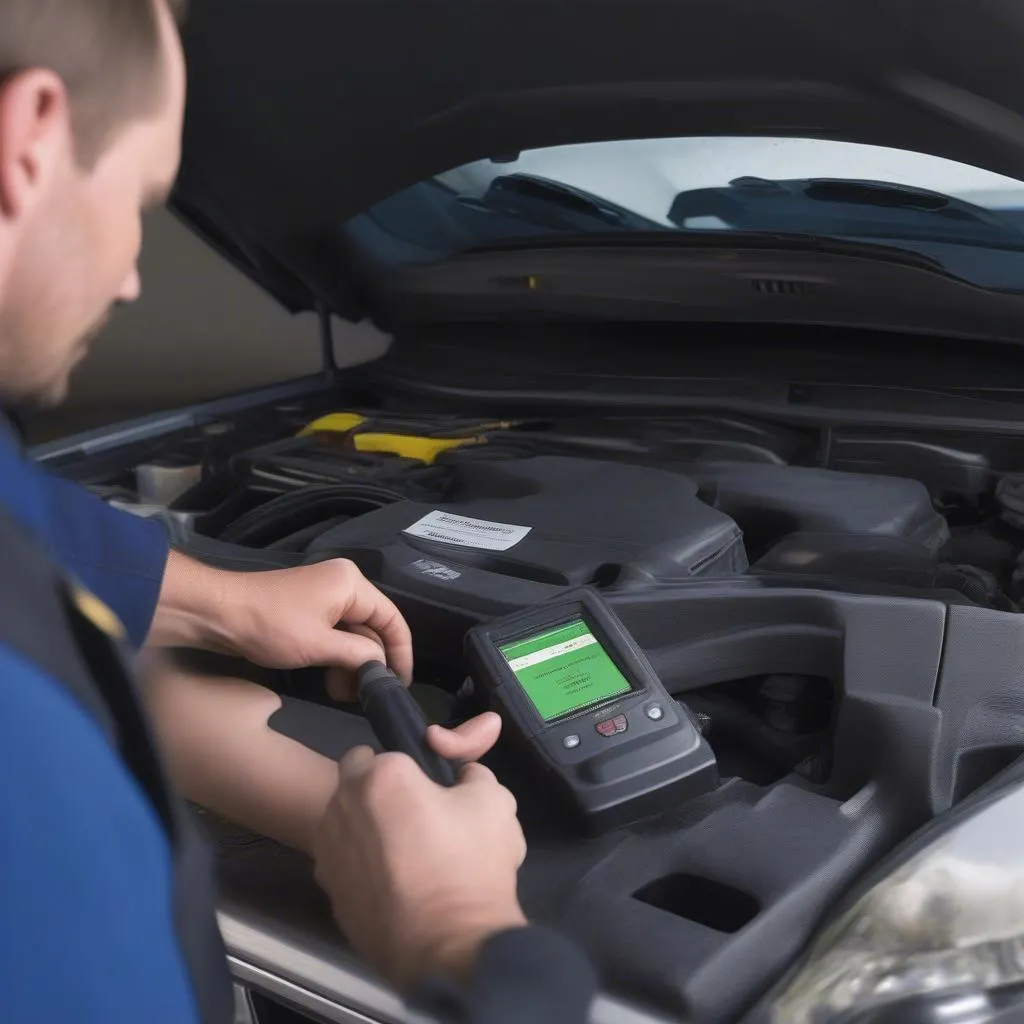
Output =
[
  {"x1": 668, "y1": 176, "x2": 1024, "y2": 251},
  {"x1": 801, "y1": 179, "x2": 965, "y2": 210},
  {"x1": 461, "y1": 173, "x2": 667, "y2": 235}
]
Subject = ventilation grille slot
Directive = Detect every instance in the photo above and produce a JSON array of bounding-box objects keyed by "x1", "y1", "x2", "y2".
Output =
[{"x1": 750, "y1": 278, "x2": 817, "y2": 296}]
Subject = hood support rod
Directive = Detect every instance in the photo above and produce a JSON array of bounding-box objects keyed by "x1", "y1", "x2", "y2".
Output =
[{"x1": 318, "y1": 302, "x2": 338, "y2": 382}]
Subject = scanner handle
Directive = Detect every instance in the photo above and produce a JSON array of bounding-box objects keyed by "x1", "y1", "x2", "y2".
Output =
[{"x1": 357, "y1": 662, "x2": 460, "y2": 787}]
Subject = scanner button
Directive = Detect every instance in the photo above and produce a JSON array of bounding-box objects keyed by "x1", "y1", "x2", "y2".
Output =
[
  {"x1": 562, "y1": 734, "x2": 581, "y2": 750},
  {"x1": 645, "y1": 704, "x2": 665, "y2": 722},
  {"x1": 596, "y1": 715, "x2": 628, "y2": 738}
]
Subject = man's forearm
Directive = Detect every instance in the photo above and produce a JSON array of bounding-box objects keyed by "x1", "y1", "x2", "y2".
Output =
[
  {"x1": 147, "y1": 550, "x2": 241, "y2": 652},
  {"x1": 142, "y1": 662, "x2": 337, "y2": 854}
]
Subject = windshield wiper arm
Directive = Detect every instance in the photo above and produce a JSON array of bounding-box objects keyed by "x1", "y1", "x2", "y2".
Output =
[{"x1": 464, "y1": 173, "x2": 667, "y2": 235}]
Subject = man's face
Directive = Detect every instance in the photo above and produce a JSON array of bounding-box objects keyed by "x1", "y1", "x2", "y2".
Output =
[{"x1": 0, "y1": 1, "x2": 185, "y2": 408}]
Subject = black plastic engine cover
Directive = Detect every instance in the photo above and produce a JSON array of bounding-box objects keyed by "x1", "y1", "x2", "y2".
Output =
[
  {"x1": 305, "y1": 456, "x2": 745, "y2": 664},
  {"x1": 690, "y1": 462, "x2": 950, "y2": 558},
  {"x1": 754, "y1": 533, "x2": 939, "y2": 589}
]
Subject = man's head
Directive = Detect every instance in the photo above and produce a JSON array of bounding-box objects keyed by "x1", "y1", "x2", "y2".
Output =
[{"x1": 0, "y1": 0, "x2": 187, "y2": 408}]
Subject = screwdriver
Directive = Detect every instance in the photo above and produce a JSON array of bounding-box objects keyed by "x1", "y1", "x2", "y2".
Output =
[{"x1": 356, "y1": 661, "x2": 461, "y2": 787}]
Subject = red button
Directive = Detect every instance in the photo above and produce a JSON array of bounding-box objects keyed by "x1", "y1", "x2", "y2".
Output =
[{"x1": 596, "y1": 715, "x2": 629, "y2": 738}]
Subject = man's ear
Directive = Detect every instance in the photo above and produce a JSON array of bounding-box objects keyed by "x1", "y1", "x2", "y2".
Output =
[{"x1": 0, "y1": 70, "x2": 72, "y2": 222}]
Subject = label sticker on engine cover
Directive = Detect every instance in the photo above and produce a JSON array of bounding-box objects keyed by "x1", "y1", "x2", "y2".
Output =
[{"x1": 404, "y1": 511, "x2": 532, "y2": 551}]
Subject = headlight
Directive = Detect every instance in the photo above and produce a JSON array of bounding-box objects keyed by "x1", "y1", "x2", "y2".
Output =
[{"x1": 773, "y1": 772, "x2": 1024, "y2": 1023}]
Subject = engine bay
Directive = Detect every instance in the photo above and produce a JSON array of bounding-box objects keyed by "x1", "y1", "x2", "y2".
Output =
[
  {"x1": 78, "y1": 402, "x2": 1024, "y2": 622},
  {"x1": 52, "y1": 398, "x2": 1024, "y2": 1022}
]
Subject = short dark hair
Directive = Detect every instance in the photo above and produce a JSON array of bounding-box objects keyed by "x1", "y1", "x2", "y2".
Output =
[{"x1": 0, "y1": 0, "x2": 188, "y2": 167}]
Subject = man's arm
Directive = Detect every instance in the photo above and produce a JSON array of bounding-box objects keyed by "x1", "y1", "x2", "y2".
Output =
[
  {"x1": 144, "y1": 663, "x2": 598, "y2": 1022},
  {"x1": 31, "y1": 450, "x2": 415, "y2": 706},
  {"x1": 142, "y1": 660, "x2": 339, "y2": 853},
  {"x1": 312, "y1": 746, "x2": 599, "y2": 1024},
  {"x1": 36, "y1": 468, "x2": 414, "y2": 687},
  {"x1": 151, "y1": 550, "x2": 415, "y2": 695},
  {"x1": 0, "y1": 643, "x2": 200, "y2": 1024},
  {"x1": 141, "y1": 657, "x2": 506, "y2": 855}
]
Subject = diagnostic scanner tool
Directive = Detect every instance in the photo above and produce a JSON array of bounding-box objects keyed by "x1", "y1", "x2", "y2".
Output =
[{"x1": 465, "y1": 589, "x2": 717, "y2": 831}]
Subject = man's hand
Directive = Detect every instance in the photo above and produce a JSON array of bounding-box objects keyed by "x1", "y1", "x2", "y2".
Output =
[
  {"x1": 313, "y1": 712, "x2": 528, "y2": 991},
  {"x1": 150, "y1": 552, "x2": 414, "y2": 698}
]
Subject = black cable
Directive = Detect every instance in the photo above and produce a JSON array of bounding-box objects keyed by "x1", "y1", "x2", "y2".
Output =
[
  {"x1": 217, "y1": 483, "x2": 405, "y2": 547},
  {"x1": 264, "y1": 515, "x2": 352, "y2": 552}
]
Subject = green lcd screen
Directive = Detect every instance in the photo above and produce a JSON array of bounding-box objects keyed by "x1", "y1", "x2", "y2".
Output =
[{"x1": 499, "y1": 619, "x2": 632, "y2": 722}]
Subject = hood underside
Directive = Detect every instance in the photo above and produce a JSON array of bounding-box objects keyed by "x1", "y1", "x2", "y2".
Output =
[{"x1": 175, "y1": 0, "x2": 1024, "y2": 314}]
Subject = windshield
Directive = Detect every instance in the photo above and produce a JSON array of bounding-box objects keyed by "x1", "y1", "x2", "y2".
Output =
[{"x1": 343, "y1": 137, "x2": 1024, "y2": 289}]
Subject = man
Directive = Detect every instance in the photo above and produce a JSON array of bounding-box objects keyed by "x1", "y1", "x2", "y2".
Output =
[{"x1": 0, "y1": 1, "x2": 597, "y2": 1021}]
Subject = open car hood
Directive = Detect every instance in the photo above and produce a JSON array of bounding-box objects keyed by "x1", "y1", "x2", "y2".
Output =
[{"x1": 174, "y1": 0, "x2": 1024, "y2": 317}]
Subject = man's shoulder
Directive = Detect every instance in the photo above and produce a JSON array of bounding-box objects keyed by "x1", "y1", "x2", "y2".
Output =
[
  {"x1": 0, "y1": 426, "x2": 50, "y2": 533},
  {"x1": 0, "y1": 429, "x2": 171, "y2": 649},
  {"x1": 0, "y1": 501, "x2": 80, "y2": 655},
  {"x1": 0, "y1": 505, "x2": 119, "y2": 734}
]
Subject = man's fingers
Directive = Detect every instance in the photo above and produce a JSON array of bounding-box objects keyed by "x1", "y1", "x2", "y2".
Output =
[
  {"x1": 324, "y1": 666, "x2": 358, "y2": 703},
  {"x1": 330, "y1": 562, "x2": 414, "y2": 682},
  {"x1": 427, "y1": 714, "x2": 502, "y2": 762},
  {"x1": 324, "y1": 629, "x2": 387, "y2": 672},
  {"x1": 457, "y1": 762, "x2": 520, "y2": 817},
  {"x1": 347, "y1": 623, "x2": 384, "y2": 646},
  {"x1": 324, "y1": 625, "x2": 397, "y2": 702},
  {"x1": 338, "y1": 745, "x2": 377, "y2": 781},
  {"x1": 457, "y1": 761, "x2": 501, "y2": 788}
]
